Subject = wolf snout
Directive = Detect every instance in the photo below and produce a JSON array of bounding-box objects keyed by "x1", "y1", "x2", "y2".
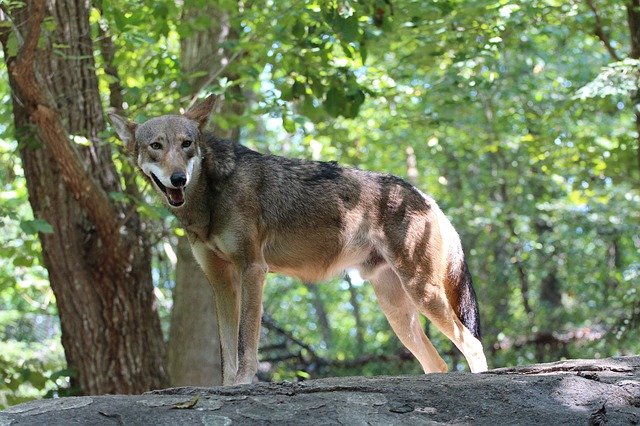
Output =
[{"x1": 170, "y1": 171, "x2": 187, "y2": 187}]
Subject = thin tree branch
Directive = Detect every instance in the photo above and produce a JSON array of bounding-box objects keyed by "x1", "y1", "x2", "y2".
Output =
[
  {"x1": 184, "y1": 49, "x2": 244, "y2": 109},
  {"x1": 261, "y1": 314, "x2": 421, "y2": 371},
  {"x1": 261, "y1": 314, "x2": 320, "y2": 360},
  {"x1": 585, "y1": 0, "x2": 621, "y2": 61}
]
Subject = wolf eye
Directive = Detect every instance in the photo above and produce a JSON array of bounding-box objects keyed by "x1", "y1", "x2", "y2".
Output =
[
  {"x1": 182, "y1": 140, "x2": 193, "y2": 148},
  {"x1": 150, "y1": 142, "x2": 162, "y2": 150}
]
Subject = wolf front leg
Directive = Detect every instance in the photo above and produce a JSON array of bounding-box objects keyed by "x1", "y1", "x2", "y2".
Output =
[
  {"x1": 190, "y1": 243, "x2": 241, "y2": 385},
  {"x1": 210, "y1": 267, "x2": 243, "y2": 385},
  {"x1": 233, "y1": 262, "x2": 266, "y2": 385}
]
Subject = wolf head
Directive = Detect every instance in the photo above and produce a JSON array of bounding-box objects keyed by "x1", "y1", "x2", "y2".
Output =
[{"x1": 109, "y1": 96, "x2": 216, "y2": 208}]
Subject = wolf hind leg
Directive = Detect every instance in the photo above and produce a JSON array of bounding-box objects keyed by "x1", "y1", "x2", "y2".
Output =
[
  {"x1": 409, "y1": 289, "x2": 488, "y2": 373},
  {"x1": 369, "y1": 267, "x2": 448, "y2": 373}
]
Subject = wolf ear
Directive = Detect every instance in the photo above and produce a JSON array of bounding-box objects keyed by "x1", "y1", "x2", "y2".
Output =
[
  {"x1": 108, "y1": 113, "x2": 138, "y2": 154},
  {"x1": 184, "y1": 95, "x2": 216, "y2": 129}
]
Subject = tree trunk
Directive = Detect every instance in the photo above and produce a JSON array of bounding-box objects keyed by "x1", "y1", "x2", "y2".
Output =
[
  {"x1": 180, "y1": 0, "x2": 244, "y2": 141},
  {"x1": 605, "y1": 236, "x2": 622, "y2": 297},
  {"x1": 167, "y1": 238, "x2": 221, "y2": 386},
  {"x1": 0, "y1": 0, "x2": 167, "y2": 394},
  {"x1": 627, "y1": 0, "x2": 640, "y2": 175}
]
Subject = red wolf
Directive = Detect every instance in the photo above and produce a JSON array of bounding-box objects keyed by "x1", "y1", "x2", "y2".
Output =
[{"x1": 109, "y1": 96, "x2": 488, "y2": 385}]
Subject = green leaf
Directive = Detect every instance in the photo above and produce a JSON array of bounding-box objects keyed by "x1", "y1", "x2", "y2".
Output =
[
  {"x1": 153, "y1": 3, "x2": 168, "y2": 19},
  {"x1": 344, "y1": 89, "x2": 365, "y2": 118},
  {"x1": 296, "y1": 370, "x2": 310, "y2": 379},
  {"x1": 283, "y1": 115, "x2": 296, "y2": 133},
  {"x1": 324, "y1": 86, "x2": 345, "y2": 117},
  {"x1": 113, "y1": 9, "x2": 127, "y2": 31},
  {"x1": 137, "y1": 204, "x2": 171, "y2": 221},
  {"x1": 292, "y1": 19, "x2": 306, "y2": 38},
  {"x1": 301, "y1": 96, "x2": 324, "y2": 121},
  {"x1": 333, "y1": 15, "x2": 359, "y2": 43},
  {"x1": 340, "y1": 41, "x2": 354, "y2": 59},
  {"x1": 280, "y1": 84, "x2": 293, "y2": 101},
  {"x1": 292, "y1": 81, "x2": 306, "y2": 98},
  {"x1": 12, "y1": 256, "x2": 33, "y2": 267},
  {"x1": 108, "y1": 191, "x2": 127, "y2": 202},
  {"x1": 359, "y1": 43, "x2": 368, "y2": 64},
  {"x1": 50, "y1": 368, "x2": 77, "y2": 382},
  {"x1": 6, "y1": 32, "x2": 18, "y2": 57},
  {"x1": 187, "y1": 70, "x2": 209, "y2": 80},
  {"x1": 22, "y1": 369, "x2": 47, "y2": 390},
  {"x1": 20, "y1": 219, "x2": 54, "y2": 235}
]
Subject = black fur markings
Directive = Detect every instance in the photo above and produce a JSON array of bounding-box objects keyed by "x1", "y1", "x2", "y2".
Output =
[
  {"x1": 301, "y1": 160, "x2": 342, "y2": 182},
  {"x1": 375, "y1": 174, "x2": 416, "y2": 192},
  {"x1": 375, "y1": 174, "x2": 431, "y2": 211},
  {"x1": 457, "y1": 260, "x2": 482, "y2": 340}
]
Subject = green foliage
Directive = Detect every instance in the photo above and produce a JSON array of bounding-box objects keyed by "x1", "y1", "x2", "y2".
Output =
[{"x1": 0, "y1": 328, "x2": 71, "y2": 408}]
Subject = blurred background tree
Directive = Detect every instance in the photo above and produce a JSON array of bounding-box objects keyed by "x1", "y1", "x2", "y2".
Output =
[{"x1": 0, "y1": 0, "x2": 638, "y2": 407}]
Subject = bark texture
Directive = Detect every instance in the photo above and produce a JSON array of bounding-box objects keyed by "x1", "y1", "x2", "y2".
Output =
[
  {"x1": 627, "y1": 0, "x2": 640, "y2": 175},
  {"x1": 0, "y1": 0, "x2": 167, "y2": 394}
]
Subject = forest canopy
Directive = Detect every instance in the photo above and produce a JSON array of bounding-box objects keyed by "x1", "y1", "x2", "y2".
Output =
[{"x1": 0, "y1": 0, "x2": 638, "y2": 408}]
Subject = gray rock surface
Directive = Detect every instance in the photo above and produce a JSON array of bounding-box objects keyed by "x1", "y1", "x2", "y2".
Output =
[{"x1": 2, "y1": 356, "x2": 639, "y2": 425}]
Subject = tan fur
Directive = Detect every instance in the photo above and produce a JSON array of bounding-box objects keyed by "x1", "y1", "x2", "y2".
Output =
[{"x1": 109, "y1": 96, "x2": 488, "y2": 385}]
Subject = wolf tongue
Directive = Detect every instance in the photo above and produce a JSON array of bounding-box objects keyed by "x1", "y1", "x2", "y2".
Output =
[{"x1": 167, "y1": 187, "x2": 184, "y2": 205}]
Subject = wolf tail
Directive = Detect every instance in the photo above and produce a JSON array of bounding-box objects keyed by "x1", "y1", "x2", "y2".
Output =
[{"x1": 447, "y1": 258, "x2": 482, "y2": 340}]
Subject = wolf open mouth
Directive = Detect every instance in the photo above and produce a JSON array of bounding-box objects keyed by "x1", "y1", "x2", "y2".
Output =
[{"x1": 150, "y1": 173, "x2": 185, "y2": 207}]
